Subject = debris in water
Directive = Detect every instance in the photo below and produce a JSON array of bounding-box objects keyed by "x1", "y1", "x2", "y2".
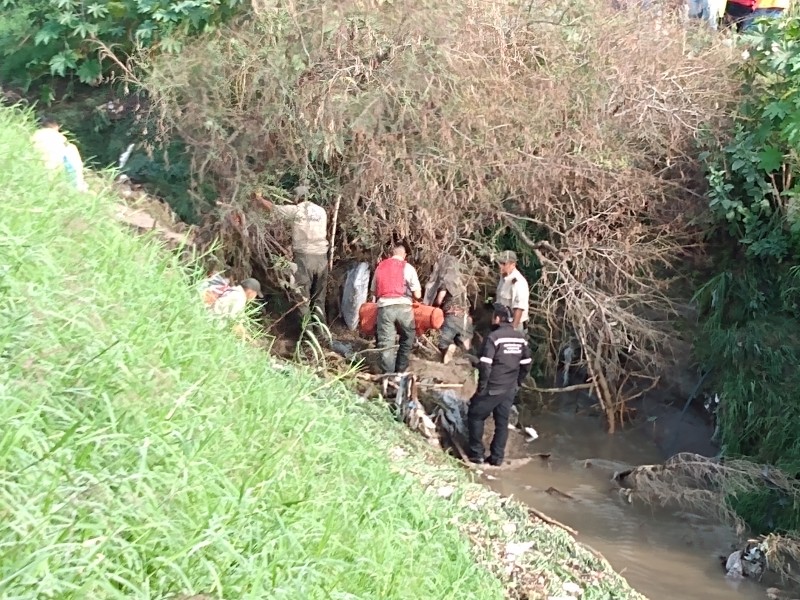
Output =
[
  {"x1": 524, "y1": 426, "x2": 539, "y2": 442},
  {"x1": 546, "y1": 487, "x2": 575, "y2": 501},
  {"x1": 724, "y1": 540, "x2": 766, "y2": 580},
  {"x1": 583, "y1": 458, "x2": 633, "y2": 473},
  {"x1": 725, "y1": 550, "x2": 744, "y2": 579},
  {"x1": 767, "y1": 587, "x2": 800, "y2": 600}
]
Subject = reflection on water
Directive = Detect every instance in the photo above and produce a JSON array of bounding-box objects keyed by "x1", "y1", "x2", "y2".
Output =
[{"x1": 486, "y1": 411, "x2": 765, "y2": 600}]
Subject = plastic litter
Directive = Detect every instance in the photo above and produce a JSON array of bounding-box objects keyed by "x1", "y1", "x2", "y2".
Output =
[{"x1": 341, "y1": 262, "x2": 370, "y2": 330}]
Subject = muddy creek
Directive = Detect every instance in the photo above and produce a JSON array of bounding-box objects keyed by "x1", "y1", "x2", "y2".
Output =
[{"x1": 485, "y1": 410, "x2": 765, "y2": 600}]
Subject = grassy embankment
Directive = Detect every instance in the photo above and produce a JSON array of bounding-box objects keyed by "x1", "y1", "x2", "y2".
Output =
[{"x1": 0, "y1": 106, "x2": 643, "y2": 599}]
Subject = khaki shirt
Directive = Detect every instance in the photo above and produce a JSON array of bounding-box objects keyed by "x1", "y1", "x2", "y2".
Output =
[
  {"x1": 496, "y1": 268, "x2": 530, "y2": 324},
  {"x1": 274, "y1": 201, "x2": 329, "y2": 255}
]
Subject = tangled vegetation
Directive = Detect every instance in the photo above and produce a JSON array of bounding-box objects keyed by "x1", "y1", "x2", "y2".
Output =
[
  {"x1": 695, "y1": 16, "x2": 800, "y2": 535},
  {"x1": 619, "y1": 453, "x2": 800, "y2": 583},
  {"x1": 144, "y1": 0, "x2": 736, "y2": 431}
]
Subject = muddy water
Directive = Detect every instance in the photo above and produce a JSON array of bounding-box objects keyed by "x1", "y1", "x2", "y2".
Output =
[{"x1": 486, "y1": 411, "x2": 765, "y2": 600}]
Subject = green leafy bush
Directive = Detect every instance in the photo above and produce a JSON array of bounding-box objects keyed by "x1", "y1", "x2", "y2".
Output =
[
  {"x1": 698, "y1": 16, "x2": 800, "y2": 534},
  {"x1": 0, "y1": 0, "x2": 245, "y2": 87},
  {"x1": 705, "y1": 17, "x2": 800, "y2": 262}
]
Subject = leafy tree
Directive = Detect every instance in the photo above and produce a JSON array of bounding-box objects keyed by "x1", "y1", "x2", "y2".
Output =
[{"x1": 0, "y1": 0, "x2": 245, "y2": 88}]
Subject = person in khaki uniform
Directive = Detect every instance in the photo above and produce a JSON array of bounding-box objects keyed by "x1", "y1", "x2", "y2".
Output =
[
  {"x1": 495, "y1": 250, "x2": 530, "y2": 332},
  {"x1": 257, "y1": 185, "x2": 329, "y2": 321}
]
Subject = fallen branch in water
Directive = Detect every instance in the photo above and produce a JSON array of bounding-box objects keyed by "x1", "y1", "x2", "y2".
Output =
[
  {"x1": 528, "y1": 507, "x2": 578, "y2": 536},
  {"x1": 615, "y1": 452, "x2": 800, "y2": 582},
  {"x1": 523, "y1": 382, "x2": 595, "y2": 394},
  {"x1": 546, "y1": 487, "x2": 575, "y2": 501}
]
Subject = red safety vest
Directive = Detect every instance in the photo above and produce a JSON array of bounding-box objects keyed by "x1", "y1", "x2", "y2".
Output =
[
  {"x1": 728, "y1": 0, "x2": 755, "y2": 8},
  {"x1": 374, "y1": 258, "x2": 406, "y2": 299}
]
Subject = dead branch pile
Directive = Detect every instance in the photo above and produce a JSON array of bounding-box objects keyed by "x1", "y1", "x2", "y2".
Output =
[
  {"x1": 143, "y1": 0, "x2": 736, "y2": 430},
  {"x1": 617, "y1": 453, "x2": 800, "y2": 581}
]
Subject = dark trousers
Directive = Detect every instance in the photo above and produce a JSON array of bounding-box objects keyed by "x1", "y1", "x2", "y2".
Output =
[
  {"x1": 437, "y1": 312, "x2": 474, "y2": 351},
  {"x1": 376, "y1": 303, "x2": 415, "y2": 373},
  {"x1": 294, "y1": 252, "x2": 328, "y2": 321},
  {"x1": 724, "y1": 2, "x2": 751, "y2": 30},
  {"x1": 467, "y1": 389, "x2": 516, "y2": 463}
]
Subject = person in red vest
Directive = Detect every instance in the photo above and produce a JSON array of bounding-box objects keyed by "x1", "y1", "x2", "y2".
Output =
[
  {"x1": 369, "y1": 242, "x2": 423, "y2": 374},
  {"x1": 725, "y1": 0, "x2": 754, "y2": 28}
]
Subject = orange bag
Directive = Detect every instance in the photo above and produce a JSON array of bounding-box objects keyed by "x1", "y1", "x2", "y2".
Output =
[{"x1": 358, "y1": 302, "x2": 444, "y2": 337}]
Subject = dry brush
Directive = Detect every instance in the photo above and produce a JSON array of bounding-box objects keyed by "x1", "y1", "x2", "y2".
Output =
[
  {"x1": 617, "y1": 453, "x2": 800, "y2": 583},
  {"x1": 144, "y1": 0, "x2": 736, "y2": 430}
]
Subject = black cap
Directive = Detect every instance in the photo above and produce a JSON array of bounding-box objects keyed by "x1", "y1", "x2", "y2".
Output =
[{"x1": 492, "y1": 302, "x2": 513, "y2": 323}]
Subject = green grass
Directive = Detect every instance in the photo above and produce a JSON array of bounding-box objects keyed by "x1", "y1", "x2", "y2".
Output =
[{"x1": 0, "y1": 105, "x2": 507, "y2": 599}]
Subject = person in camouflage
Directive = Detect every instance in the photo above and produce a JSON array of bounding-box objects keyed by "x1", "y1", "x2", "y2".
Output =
[{"x1": 431, "y1": 255, "x2": 474, "y2": 364}]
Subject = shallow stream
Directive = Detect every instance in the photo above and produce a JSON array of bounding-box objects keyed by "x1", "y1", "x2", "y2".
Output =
[{"x1": 486, "y1": 410, "x2": 765, "y2": 600}]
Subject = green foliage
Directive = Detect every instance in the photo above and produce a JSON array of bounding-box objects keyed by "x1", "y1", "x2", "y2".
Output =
[
  {"x1": 0, "y1": 104, "x2": 512, "y2": 599},
  {"x1": 0, "y1": 0, "x2": 245, "y2": 88},
  {"x1": 694, "y1": 307, "x2": 800, "y2": 533},
  {"x1": 697, "y1": 16, "x2": 800, "y2": 534},
  {"x1": 704, "y1": 17, "x2": 800, "y2": 262}
]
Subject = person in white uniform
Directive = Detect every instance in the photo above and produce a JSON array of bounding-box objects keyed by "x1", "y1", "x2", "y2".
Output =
[{"x1": 495, "y1": 250, "x2": 530, "y2": 332}]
